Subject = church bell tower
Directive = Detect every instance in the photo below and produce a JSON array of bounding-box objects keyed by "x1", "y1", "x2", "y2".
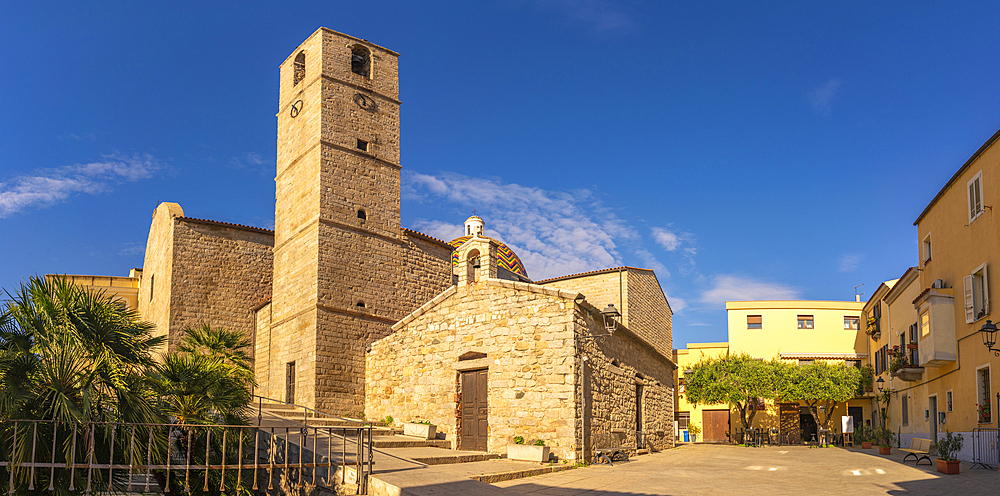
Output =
[{"x1": 270, "y1": 28, "x2": 403, "y2": 413}]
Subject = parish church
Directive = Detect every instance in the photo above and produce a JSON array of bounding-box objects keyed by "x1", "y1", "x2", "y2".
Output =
[{"x1": 124, "y1": 28, "x2": 676, "y2": 461}]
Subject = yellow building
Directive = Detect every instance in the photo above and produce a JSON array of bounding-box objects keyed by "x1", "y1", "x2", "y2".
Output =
[
  {"x1": 45, "y1": 269, "x2": 143, "y2": 311},
  {"x1": 674, "y1": 342, "x2": 729, "y2": 443},
  {"x1": 727, "y1": 300, "x2": 871, "y2": 444},
  {"x1": 674, "y1": 300, "x2": 873, "y2": 444},
  {"x1": 864, "y1": 127, "x2": 1000, "y2": 462}
]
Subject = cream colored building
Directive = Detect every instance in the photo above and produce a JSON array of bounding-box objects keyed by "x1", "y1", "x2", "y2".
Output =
[
  {"x1": 863, "y1": 127, "x2": 1000, "y2": 463},
  {"x1": 46, "y1": 269, "x2": 143, "y2": 311}
]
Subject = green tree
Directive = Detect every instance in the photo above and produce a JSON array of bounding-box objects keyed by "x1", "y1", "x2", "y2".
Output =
[
  {"x1": 147, "y1": 324, "x2": 256, "y2": 495},
  {"x1": 782, "y1": 361, "x2": 862, "y2": 430},
  {"x1": 0, "y1": 275, "x2": 165, "y2": 494},
  {"x1": 685, "y1": 354, "x2": 790, "y2": 432}
]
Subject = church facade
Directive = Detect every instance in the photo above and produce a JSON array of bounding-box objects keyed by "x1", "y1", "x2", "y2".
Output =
[{"x1": 134, "y1": 28, "x2": 676, "y2": 460}]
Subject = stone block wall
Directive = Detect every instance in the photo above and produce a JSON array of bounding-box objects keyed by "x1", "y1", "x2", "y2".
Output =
[
  {"x1": 623, "y1": 268, "x2": 673, "y2": 357},
  {"x1": 365, "y1": 279, "x2": 580, "y2": 460},
  {"x1": 139, "y1": 202, "x2": 183, "y2": 355},
  {"x1": 538, "y1": 270, "x2": 628, "y2": 326},
  {"x1": 579, "y1": 304, "x2": 675, "y2": 455},
  {"x1": 165, "y1": 218, "x2": 274, "y2": 351}
]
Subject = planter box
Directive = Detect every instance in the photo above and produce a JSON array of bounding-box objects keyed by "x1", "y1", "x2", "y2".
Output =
[
  {"x1": 861, "y1": 442, "x2": 872, "y2": 449},
  {"x1": 879, "y1": 447, "x2": 892, "y2": 455},
  {"x1": 936, "y1": 458, "x2": 960, "y2": 475},
  {"x1": 403, "y1": 423, "x2": 436, "y2": 440},
  {"x1": 507, "y1": 444, "x2": 550, "y2": 462}
]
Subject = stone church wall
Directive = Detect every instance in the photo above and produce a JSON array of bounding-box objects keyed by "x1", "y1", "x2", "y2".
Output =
[
  {"x1": 579, "y1": 304, "x2": 675, "y2": 456},
  {"x1": 623, "y1": 268, "x2": 673, "y2": 357},
  {"x1": 162, "y1": 216, "x2": 273, "y2": 352},
  {"x1": 365, "y1": 279, "x2": 580, "y2": 460},
  {"x1": 539, "y1": 268, "x2": 673, "y2": 357}
]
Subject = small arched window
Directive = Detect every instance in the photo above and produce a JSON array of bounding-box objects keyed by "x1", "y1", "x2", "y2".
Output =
[
  {"x1": 356, "y1": 301, "x2": 366, "y2": 308},
  {"x1": 293, "y1": 52, "x2": 306, "y2": 86},
  {"x1": 357, "y1": 209, "x2": 367, "y2": 220},
  {"x1": 351, "y1": 46, "x2": 371, "y2": 78}
]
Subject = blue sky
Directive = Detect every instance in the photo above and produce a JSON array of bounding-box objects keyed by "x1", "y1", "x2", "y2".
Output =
[{"x1": 2, "y1": 1, "x2": 999, "y2": 347}]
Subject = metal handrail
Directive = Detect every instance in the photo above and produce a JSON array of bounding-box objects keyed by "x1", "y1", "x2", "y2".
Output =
[
  {"x1": 253, "y1": 394, "x2": 370, "y2": 426},
  {"x1": 1, "y1": 418, "x2": 374, "y2": 494}
]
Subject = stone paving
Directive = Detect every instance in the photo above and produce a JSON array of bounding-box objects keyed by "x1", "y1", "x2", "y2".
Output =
[{"x1": 494, "y1": 444, "x2": 1000, "y2": 495}]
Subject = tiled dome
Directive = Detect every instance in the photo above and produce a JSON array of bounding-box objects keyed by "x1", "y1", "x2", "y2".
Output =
[{"x1": 448, "y1": 235, "x2": 528, "y2": 278}]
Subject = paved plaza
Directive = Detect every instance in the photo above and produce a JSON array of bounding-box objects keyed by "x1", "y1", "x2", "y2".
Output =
[{"x1": 494, "y1": 444, "x2": 1000, "y2": 496}]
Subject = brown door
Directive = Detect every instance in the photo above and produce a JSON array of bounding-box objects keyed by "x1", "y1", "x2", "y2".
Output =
[
  {"x1": 460, "y1": 369, "x2": 488, "y2": 451},
  {"x1": 702, "y1": 410, "x2": 729, "y2": 443}
]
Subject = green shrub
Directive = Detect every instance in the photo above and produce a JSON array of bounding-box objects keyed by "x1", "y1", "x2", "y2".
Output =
[
  {"x1": 533, "y1": 439, "x2": 545, "y2": 446},
  {"x1": 513, "y1": 436, "x2": 525, "y2": 445}
]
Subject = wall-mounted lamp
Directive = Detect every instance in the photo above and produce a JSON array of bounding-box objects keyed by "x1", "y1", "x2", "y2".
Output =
[
  {"x1": 601, "y1": 304, "x2": 621, "y2": 334},
  {"x1": 979, "y1": 320, "x2": 999, "y2": 357}
]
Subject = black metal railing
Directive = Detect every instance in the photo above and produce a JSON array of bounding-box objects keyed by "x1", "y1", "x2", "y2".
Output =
[
  {"x1": 0, "y1": 419, "x2": 374, "y2": 494},
  {"x1": 970, "y1": 427, "x2": 999, "y2": 470}
]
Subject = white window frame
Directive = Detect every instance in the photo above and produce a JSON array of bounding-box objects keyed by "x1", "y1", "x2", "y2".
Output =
[
  {"x1": 844, "y1": 316, "x2": 860, "y2": 330},
  {"x1": 964, "y1": 262, "x2": 990, "y2": 323},
  {"x1": 946, "y1": 389, "x2": 953, "y2": 412},
  {"x1": 922, "y1": 233, "x2": 932, "y2": 264},
  {"x1": 797, "y1": 315, "x2": 814, "y2": 330},
  {"x1": 968, "y1": 170, "x2": 984, "y2": 224}
]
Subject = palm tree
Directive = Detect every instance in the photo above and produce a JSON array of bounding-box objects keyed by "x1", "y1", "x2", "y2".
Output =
[
  {"x1": 147, "y1": 324, "x2": 256, "y2": 494},
  {"x1": 0, "y1": 275, "x2": 165, "y2": 495}
]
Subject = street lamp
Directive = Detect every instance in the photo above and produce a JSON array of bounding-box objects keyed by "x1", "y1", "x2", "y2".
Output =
[
  {"x1": 601, "y1": 304, "x2": 622, "y2": 334},
  {"x1": 876, "y1": 376, "x2": 885, "y2": 393},
  {"x1": 979, "y1": 320, "x2": 1000, "y2": 357}
]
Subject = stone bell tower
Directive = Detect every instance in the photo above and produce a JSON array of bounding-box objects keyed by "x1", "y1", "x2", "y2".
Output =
[{"x1": 270, "y1": 28, "x2": 404, "y2": 413}]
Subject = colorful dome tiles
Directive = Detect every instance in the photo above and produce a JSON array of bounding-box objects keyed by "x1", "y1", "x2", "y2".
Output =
[{"x1": 448, "y1": 235, "x2": 528, "y2": 278}]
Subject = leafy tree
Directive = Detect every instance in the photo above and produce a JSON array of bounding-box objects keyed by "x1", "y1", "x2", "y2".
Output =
[
  {"x1": 0, "y1": 275, "x2": 166, "y2": 495},
  {"x1": 782, "y1": 361, "x2": 862, "y2": 430},
  {"x1": 685, "y1": 354, "x2": 790, "y2": 432},
  {"x1": 147, "y1": 324, "x2": 256, "y2": 495}
]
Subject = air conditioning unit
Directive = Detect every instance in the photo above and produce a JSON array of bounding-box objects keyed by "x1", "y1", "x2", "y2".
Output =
[{"x1": 931, "y1": 279, "x2": 945, "y2": 289}]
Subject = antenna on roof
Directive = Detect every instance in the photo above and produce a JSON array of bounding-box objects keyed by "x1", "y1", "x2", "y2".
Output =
[{"x1": 854, "y1": 283, "x2": 865, "y2": 303}]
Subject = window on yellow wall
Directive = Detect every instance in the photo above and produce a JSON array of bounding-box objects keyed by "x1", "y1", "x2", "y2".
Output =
[
  {"x1": 922, "y1": 234, "x2": 932, "y2": 264},
  {"x1": 797, "y1": 315, "x2": 814, "y2": 329},
  {"x1": 968, "y1": 170, "x2": 984, "y2": 224},
  {"x1": 946, "y1": 390, "x2": 953, "y2": 412},
  {"x1": 747, "y1": 315, "x2": 762, "y2": 329},
  {"x1": 844, "y1": 316, "x2": 860, "y2": 330},
  {"x1": 902, "y1": 395, "x2": 909, "y2": 426},
  {"x1": 920, "y1": 310, "x2": 930, "y2": 338}
]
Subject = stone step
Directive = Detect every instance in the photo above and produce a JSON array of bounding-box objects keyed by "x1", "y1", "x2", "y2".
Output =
[
  {"x1": 373, "y1": 436, "x2": 451, "y2": 449},
  {"x1": 409, "y1": 452, "x2": 500, "y2": 466},
  {"x1": 468, "y1": 463, "x2": 574, "y2": 483}
]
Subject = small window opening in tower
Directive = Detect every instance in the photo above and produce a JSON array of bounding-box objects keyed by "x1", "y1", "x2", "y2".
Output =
[
  {"x1": 356, "y1": 301, "x2": 366, "y2": 308},
  {"x1": 357, "y1": 139, "x2": 369, "y2": 152},
  {"x1": 351, "y1": 46, "x2": 371, "y2": 78},
  {"x1": 293, "y1": 52, "x2": 306, "y2": 86},
  {"x1": 357, "y1": 209, "x2": 367, "y2": 220}
]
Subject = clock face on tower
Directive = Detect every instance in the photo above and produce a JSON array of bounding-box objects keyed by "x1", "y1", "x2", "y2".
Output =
[
  {"x1": 290, "y1": 100, "x2": 303, "y2": 118},
  {"x1": 353, "y1": 93, "x2": 379, "y2": 113}
]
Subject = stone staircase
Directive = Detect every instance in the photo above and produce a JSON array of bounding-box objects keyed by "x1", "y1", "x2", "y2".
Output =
[{"x1": 256, "y1": 400, "x2": 576, "y2": 495}]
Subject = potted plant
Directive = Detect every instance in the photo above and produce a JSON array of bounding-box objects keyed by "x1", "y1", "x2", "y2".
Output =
[
  {"x1": 687, "y1": 423, "x2": 701, "y2": 443},
  {"x1": 508, "y1": 437, "x2": 550, "y2": 462},
  {"x1": 978, "y1": 401, "x2": 991, "y2": 423},
  {"x1": 876, "y1": 427, "x2": 896, "y2": 455},
  {"x1": 403, "y1": 420, "x2": 437, "y2": 440},
  {"x1": 934, "y1": 431, "x2": 964, "y2": 474},
  {"x1": 856, "y1": 424, "x2": 872, "y2": 449}
]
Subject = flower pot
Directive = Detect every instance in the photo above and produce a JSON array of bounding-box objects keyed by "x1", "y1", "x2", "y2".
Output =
[
  {"x1": 508, "y1": 444, "x2": 550, "y2": 462},
  {"x1": 879, "y1": 446, "x2": 892, "y2": 455},
  {"x1": 403, "y1": 422, "x2": 437, "y2": 440},
  {"x1": 936, "y1": 458, "x2": 960, "y2": 475},
  {"x1": 862, "y1": 442, "x2": 872, "y2": 449}
]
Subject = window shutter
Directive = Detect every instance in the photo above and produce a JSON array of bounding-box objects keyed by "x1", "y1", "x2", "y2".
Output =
[
  {"x1": 970, "y1": 181, "x2": 977, "y2": 221},
  {"x1": 984, "y1": 264, "x2": 990, "y2": 316},
  {"x1": 965, "y1": 274, "x2": 975, "y2": 323}
]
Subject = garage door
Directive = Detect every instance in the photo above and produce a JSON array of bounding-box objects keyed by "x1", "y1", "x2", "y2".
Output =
[{"x1": 702, "y1": 410, "x2": 730, "y2": 443}]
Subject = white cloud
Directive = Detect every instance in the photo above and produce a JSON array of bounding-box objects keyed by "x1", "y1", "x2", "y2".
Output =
[
  {"x1": 838, "y1": 253, "x2": 863, "y2": 272},
  {"x1": 699, "y1": 275, "x2": 800, "y2": 307},
  {"x1": 667, "y1": 295, "x2": 687, "y2": 313},
  {"x1": 230, "y1": 152, "x2": 268, "y2": 170},
  {"x1": 0, "y1": 153, "x2": 161, "y2": 218},
  {"x1": 651, "y1": 227, "x2": 681, "y2": 251},
  {"x1": 808, "y1": 79, "x2": 842, "y2": 115},
  {"x1": 406, "y1": 171, "x2": 640, "y2": 280},
  {"x1": 634, "y1": 248, "x2": 668, "y2": 278}
]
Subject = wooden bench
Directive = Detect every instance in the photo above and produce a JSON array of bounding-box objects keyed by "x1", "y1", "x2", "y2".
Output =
[
  {"x1": 900, "y1": 438, "x2": 932, "y2": 465},
  {"x1": 592, "y1": 447, "x2": 630, "y2": 466}
]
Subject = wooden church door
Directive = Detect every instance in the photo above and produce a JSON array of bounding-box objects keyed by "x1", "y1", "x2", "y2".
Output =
[{"x1": 460, "y1": 369, "x2": 488, "y2": 451}]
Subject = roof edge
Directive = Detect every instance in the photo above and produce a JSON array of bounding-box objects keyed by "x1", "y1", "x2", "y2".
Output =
[{"x1": 914, "y1": 127, "x2": 1000, "y2": 226}]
